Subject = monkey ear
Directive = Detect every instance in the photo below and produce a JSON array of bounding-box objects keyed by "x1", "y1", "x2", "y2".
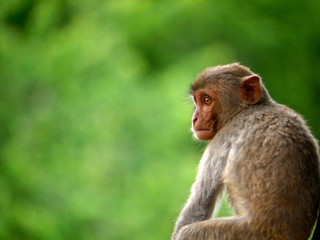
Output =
[{"x1": 240, "y1": 75, "x2": 261, "y2": 105}]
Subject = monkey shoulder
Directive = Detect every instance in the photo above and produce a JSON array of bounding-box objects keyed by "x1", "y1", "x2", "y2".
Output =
[
  {"x1": 244, "y1": 104, "x2": 313, "y2": 143},
  {"x1": 230, "y1": 104, "x2": 318, "y2": 169}
]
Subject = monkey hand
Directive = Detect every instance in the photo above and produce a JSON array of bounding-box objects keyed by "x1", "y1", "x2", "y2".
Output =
[
  {"x1": 173, "y1": 222, "x2": 207, "y2": 240},
  {"x1": 173, "y1": 225, "x2": 191, "y2": 240}
]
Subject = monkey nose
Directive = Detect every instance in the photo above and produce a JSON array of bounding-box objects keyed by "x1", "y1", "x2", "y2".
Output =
[{"x1": 192, "y1": 117, "x2": 198, "y2": 125}]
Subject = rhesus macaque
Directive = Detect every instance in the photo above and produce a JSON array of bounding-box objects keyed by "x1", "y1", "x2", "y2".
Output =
[{"x1": 171, "y1": 63, "x2": 320, "y2": 240}]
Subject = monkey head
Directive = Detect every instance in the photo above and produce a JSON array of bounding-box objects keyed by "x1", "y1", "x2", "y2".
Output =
[{"x1": 190, "y1": 63, "x2": 263, "y2": 141}]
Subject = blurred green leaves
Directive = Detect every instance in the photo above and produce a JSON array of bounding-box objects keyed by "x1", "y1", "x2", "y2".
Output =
[{"x1": 0, "y1": 0, "x2": 319, "y2": 239}]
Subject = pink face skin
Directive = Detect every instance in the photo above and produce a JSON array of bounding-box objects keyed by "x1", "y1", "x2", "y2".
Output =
[{"x1": 191, "y1": 90, "x2": 219, "y2": 141}]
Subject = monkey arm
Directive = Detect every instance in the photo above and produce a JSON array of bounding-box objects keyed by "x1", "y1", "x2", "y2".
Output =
[
  {"x1": 171, "y1": 146, "x2": 227, "y2": 239},
  {"x1": 172, "y1": 180, "x2": 224, "y2": 236}
]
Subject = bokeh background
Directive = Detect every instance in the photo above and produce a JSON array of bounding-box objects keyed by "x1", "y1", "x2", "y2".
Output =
[{"x1": 1, "y1": 0, "x2": 320, "y2": 239}]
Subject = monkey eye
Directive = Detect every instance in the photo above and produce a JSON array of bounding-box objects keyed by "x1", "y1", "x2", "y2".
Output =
[{"x1": 203, "y1": 96, "x2": 212, "y2": 106}]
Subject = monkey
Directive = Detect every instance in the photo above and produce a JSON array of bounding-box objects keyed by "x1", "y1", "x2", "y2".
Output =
[{"x1": 171, "y1": 63, "x2": 320, "y2": 240}]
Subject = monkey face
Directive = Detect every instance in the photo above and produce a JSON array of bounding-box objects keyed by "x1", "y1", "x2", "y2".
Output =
[{"x1": 191, "y1": 90, "x2": 220, "y2": 141}]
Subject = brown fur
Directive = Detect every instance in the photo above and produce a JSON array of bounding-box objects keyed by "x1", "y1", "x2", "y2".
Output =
[{"x1": 172, "y1": 63, "x2": 320, "y2": 240}]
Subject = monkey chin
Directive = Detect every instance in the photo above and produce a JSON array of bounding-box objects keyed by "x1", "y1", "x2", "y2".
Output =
[{"x1": 194, "y1": 129, "x2": 214, "y2": 141}]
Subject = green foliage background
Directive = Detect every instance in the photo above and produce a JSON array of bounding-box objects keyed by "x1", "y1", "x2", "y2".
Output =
[{"x1": 0, "y1": 0, "x2": 320, "y2": 239}]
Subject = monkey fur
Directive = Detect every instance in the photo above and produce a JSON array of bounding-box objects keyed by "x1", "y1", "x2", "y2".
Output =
[{"x1": 171, "y1": 63, "x2": 320, "y2": 240}]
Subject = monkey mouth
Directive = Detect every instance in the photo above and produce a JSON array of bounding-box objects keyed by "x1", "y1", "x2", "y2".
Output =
[
  {"x1": 192, "y1": 128, "x2": 214, "y2": 141},
  {"x1": 193, "y1": 128, "x2": 211, "y2": 132}
]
